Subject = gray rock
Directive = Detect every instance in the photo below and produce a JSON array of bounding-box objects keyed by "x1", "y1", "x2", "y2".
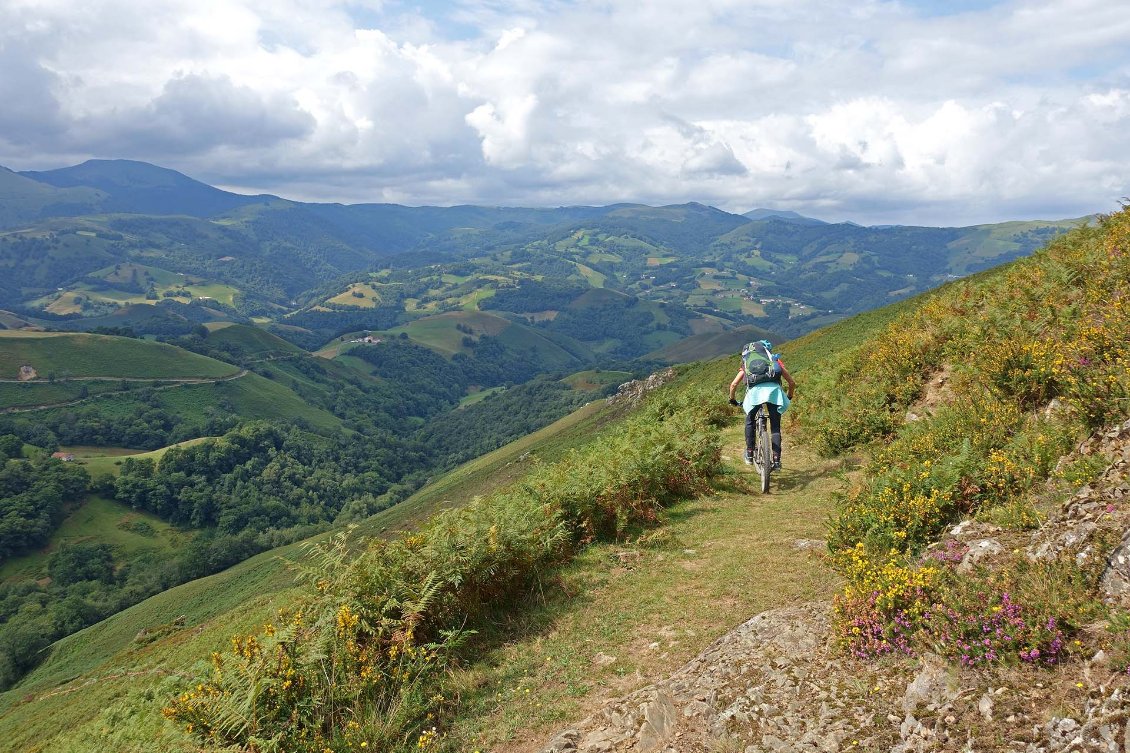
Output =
[
  {"x1": 957, "y1": 538, "x2": 1003, "y2": 572},
  {"x1": 637, "y1": 692, "x2": 677, "y2": 752},
  {"x1": 902, "y1": 654, "x2": 957, "y2": 714},
  {"x1": 978, "y1": 692, "x2": 994, "y2": 721},
  {"x1": 1101, "y1": 528, "x2": 1130, "y2": 605},
  {"x1": 544, "y1": 729, "x2": 581, "y2": 752}
]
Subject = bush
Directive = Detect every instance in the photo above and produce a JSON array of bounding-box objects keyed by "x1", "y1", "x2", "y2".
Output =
[
  {"x1": 166, "y1": 376, "x2": 722, "y2": 751},
  {"x1": 810, "y1": 206, "x2": 1130, "y2": 666}
]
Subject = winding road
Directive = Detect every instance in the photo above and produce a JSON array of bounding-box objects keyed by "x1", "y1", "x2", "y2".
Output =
[{"x1": 0, "y1": 369, "x2": 249, "y2": 414}]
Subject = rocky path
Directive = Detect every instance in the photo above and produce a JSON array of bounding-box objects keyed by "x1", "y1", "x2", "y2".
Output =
[{"x1": 534, "y1": 420, "x2": 1130, "y2": 753}]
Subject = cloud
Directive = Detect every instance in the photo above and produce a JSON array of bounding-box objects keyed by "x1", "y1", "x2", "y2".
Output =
[
  {"x1": 0, "y1": 0, "x2": 1127, "y2": 224},
  {"x1": 95, "y1": 73, "x2": 316, "y2": 154}
]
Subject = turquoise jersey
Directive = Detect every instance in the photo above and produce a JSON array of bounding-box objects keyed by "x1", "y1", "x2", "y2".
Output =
[{"x1": 743, "y1": 380, "x2": 790, "y2": 415}]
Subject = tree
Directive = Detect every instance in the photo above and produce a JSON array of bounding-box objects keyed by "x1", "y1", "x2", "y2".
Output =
[
  {"x1": 48, "y1": 544, "x2": 115, "y2": 586},
  {"x1": 0, "y1": 435, "x2": 21, "y2": 461}
]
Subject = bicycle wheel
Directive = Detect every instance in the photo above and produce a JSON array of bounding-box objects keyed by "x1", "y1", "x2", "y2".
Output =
[{"x1": 757, "y1": 408, "x2": 771, "y2": 493}]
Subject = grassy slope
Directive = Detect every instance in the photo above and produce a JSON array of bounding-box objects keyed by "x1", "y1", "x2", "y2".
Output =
[
  {"x1": 560, "y1": 370, "x2": 631, "y2": 391},
  {"x1": 0, "y1": 496, "x2": 186, "y2": 582},
  {"x1": 203, "y1": 323, "x2": 304, "y2": 357},
  {"x1": 0, "y1": 394, "x2": 618, "y2": 750},
  {"x1": 0, "y1": 288, "x2": 912, "y2": 751},
  {"x1": 154, "y1": 372, "x2": 343, "y2": 432},
  {"x1": 72, "y1": 436, "x2": 215, "y2": 480},
  {"x1": 0, "y1": 332, "x2": 239, "y2": 381},
  {"x1": 33, "y1": 263, "x2": 241, "y2": 311},
  {"x1": 389, "y1": 311, "x2": 513, "y2": 355},
  {"x1": 644, "y1": 324, "x2": 777, "y2": 364}
]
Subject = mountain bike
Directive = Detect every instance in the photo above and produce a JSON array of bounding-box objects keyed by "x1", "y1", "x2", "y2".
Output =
[{"x1": 750, "y1": 402, "x2": 773, "y2": 493}]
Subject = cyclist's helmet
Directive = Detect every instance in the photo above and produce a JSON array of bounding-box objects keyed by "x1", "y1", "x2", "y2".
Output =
[{"x1": 759, "y1": 339, "x2": 772, "y2": 351}]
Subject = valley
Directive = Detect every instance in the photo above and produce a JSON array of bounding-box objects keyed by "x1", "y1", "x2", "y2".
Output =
[{"x1": 0, "y1": 160, "x2": 1123, "y2": 753}]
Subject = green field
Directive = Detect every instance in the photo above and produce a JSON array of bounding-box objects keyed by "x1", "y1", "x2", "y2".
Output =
[
  {"x1": 0, "y1": 379, "x2": 124, "y2": 410},
  {"x1": 31, "y1": 263, "x2": 241, "y2": 312},
  {"x1": 69, "y1": 437, "x2": 215, "y2": 480},
  {"x1": 203, "y1": 323, "x2": 304, "y2": 358},
  {"x1": 944, "y1": 218, "x2": 1086, "y2": 273},
  {"x1": 0, "y1": 496, "x2": 186, "y2": 582},
  {"x1": 458, "y1": 386, "x2": 506, "y2": 406},
  {"x1": 325, "y1": 282, "x2": 383, "y2": 308},
  {"x1": 21, "y1": 371, "x2": 344, "y2": 435},
  {"x1": 388, "y1": 311, "x2": 515, "y2": 355},
  {"x1": 644, "y1": 324, "x2": 776, "y2": 365},
  {"x1": 153, "y1": 373, "x2": 344, "y2": 433},
  {"x1": 573, "y1": 261, "x2": 606, "y2": 287},
  {"x1": 0, "y1": 332, "x2": 240, "y2": 381}
]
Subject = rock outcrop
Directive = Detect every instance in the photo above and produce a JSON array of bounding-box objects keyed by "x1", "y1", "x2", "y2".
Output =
[{"x1": 606, "y1": 370, "x2": 678, "y2": 410}]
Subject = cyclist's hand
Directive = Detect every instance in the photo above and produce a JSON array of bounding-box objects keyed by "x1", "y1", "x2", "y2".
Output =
[{"x1": 728, "y1": 398, "x2": 740, "y2": 407}]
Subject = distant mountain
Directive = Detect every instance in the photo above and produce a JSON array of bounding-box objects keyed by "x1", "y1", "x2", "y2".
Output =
[
  {"x1": 0, "y1": 166, "x2": 105, "y2": 227},
  {"x1": 742, "y1": 208, "x2": 827, "y2": 225},
  {"x1": 20, "y1": 159, "x2": 278, "y2": 218},
  {"x1": 0, "y1": 158, "x2": 1092, "y2": 352}
]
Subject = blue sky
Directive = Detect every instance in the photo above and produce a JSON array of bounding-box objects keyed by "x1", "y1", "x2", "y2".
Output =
[{"x1": 0, "y1": 0, "x2": 1127, "y2": 226}]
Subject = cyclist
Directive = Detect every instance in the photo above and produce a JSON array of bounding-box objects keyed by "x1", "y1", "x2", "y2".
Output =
[{"x1": 728, "y1": 340, "x2": 796, "y2": 468}]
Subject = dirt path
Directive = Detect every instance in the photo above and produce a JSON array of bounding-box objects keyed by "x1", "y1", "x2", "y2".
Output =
[
  {"x1": 0, "y1": 369, "x2": 249, "y2": 414},
  {"x1": 448, "y1": 420, "x2": 847, "y2": 752}
]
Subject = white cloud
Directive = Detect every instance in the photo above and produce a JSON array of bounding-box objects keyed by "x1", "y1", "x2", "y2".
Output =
[{"x1": 0, "y1": 0, "x2": 1127, "y2": 224}]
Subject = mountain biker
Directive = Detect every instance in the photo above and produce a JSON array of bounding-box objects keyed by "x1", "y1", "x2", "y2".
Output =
[{"x1": 727, "y1": 340, "x2": 796, "y2": 469}]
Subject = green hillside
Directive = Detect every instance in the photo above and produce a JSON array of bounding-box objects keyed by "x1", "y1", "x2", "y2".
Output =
[
  {"x1": 644, "y1": 323, "x2": 778, "y2": 364},
  {"x1": 388, "y1": 310, "x2": 514, "y2": 355},
  {"x1": 202, "y1": 322, "x2": 305, "y2": 358},
  {"x1": 0, "y1": 250, "x2": 909, "y2": 751},
  {"x1": 0, "y1": 332, "x2": 239, "y2": 381},
  {"x1": 0, "y1": 380, "x2": 633, "y2": 751},
  {"x1": 0, "y1": 167, "x2": 104, "y2": 228},
  {"x1": 0, "y1": 495, "x2": 187, "y2": 582}
]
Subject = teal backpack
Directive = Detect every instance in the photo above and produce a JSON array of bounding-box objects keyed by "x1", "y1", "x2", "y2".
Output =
[{"x1": 742, "y1": 340, "x2": 781, "y2": 387}]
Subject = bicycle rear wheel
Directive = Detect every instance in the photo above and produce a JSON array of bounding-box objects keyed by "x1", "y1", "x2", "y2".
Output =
[{"x1": 757, "y1": 408, "x2": 771, "y2": 493}]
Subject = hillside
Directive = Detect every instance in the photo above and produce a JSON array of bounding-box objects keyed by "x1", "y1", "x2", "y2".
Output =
[
  {"x1": 525, "y1": 208, "x2": 1130, "y2": 753},
  {"x1": 21, "y1": 159, "x2": 274, "y2": 218},
  {"x1": 0, "y1": 208, "x2": 1123, "y2": 752},
  {"x1": 0, "y1": 166, "x2": 1118, "y2": 751},
  {"x1": 0, "y1": 366, "x2": 652, "y2": 751},
  {"x1": 0, "y1": 315, "x2": 638, "y2": 699},
  {"x1": 0, "y1": 331, "x2": 239, "y2": 382}
]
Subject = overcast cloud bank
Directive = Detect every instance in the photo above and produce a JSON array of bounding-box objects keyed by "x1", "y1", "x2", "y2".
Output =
[{"x1": 1, "y1": 0, "x2": 1128, "y2": 225}]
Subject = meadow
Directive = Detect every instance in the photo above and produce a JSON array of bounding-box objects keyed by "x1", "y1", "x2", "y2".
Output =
[{"x1": 0, "y1": 332, "x2": 239, "y2": 381}]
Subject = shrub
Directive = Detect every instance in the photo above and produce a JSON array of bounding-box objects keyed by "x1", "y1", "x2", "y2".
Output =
[
  {"x1": 166, "y1": 376, "x2": 722, "y2": 751},
  {"x1": 811, "y1": 206, "x2": 1130, "y2": 666}
]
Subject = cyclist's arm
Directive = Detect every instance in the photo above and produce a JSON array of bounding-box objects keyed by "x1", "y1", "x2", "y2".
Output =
[
  {"x1": 778, "y1": 362, "x2": 797, "y2": 400},
  {"x1": 728, "y1": 369, "x2": 745, "y2": 402}
]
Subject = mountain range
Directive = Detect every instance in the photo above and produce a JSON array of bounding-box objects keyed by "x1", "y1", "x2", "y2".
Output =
[{"x1": 0, "y1": 159, "x2": 1091, "y2": 359}]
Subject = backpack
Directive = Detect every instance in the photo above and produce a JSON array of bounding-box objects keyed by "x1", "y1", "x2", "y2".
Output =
[{"x1": 741, "y1": 341, "x2": 780, "y2": 387}]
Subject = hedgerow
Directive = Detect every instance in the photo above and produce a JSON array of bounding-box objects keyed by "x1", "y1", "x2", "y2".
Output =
[
  {"x1": 798, "y1": 206, "x2": 1130, "y2": 663},
  {"x1": 164, "y1": 376, "x2": 721, "y2": 751}
]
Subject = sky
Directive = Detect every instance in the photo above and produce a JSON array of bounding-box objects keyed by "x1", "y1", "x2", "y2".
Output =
[{"x1": 1, "y1": 0, "x2": 1128, "y2": 226}]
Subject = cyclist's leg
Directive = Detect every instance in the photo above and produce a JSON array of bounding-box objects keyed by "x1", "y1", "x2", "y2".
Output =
[
  {"x1": 744, "y1": 406, "x2": 755, "y2": 462},
  {"x1": 768, "y1": 404, "x2": 782, "y2": 467}
]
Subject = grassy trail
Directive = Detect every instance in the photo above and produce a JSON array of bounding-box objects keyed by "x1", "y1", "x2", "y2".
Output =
[{"x1": 446, "y1": 417, "x2": 847, "y2": 753}]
